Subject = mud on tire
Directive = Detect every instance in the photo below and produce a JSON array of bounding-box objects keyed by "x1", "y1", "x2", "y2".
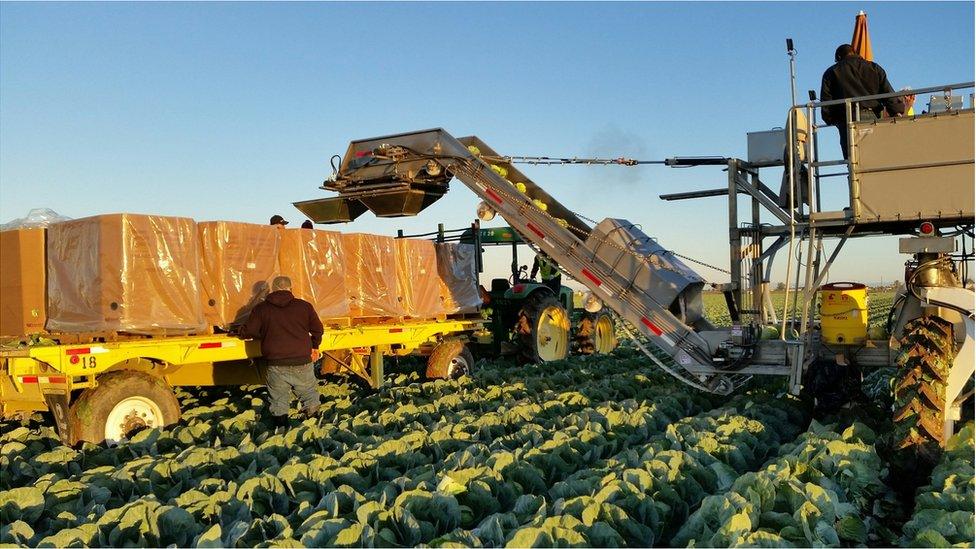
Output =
[
  {"x1": 574, "y1": 311, "x2": 618, "y2": 355},
  {"x1": 515, "y1": 292, "x2": 570, "y2": 363},
  {"x1": 893, "y1": 316, "x2": 954, "y2": 465},
  {"x1": 68, "y1": 370, "x2": 181, "y2": 446},
  {"x1": 426, "y1": 341, "x2": 475, "y2": 380}
]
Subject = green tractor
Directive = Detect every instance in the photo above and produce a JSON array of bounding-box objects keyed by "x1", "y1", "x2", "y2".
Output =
[{"x1": 461, "y1": 225, "x2": 618, "y2": 363}]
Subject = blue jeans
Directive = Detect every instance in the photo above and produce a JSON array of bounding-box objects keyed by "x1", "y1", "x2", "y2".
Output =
[{"x1": 265, "y1": 363, "x2": 320, "y2": 417}]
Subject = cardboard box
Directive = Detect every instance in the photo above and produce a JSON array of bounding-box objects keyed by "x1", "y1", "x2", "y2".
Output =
[
  {"x1": 198, "y1": 221, "x2": 280, "y2": 329},
  {"x1": 435, "y1": 243, "x2": 482, "y2": 314},
  {"x1": 341, "y1": 233, "x2": 403, "y2": 317},
  {"x1": 0, "y1": 228, "x2": 47, "y2": 338},
  {"x1": 396, "y1": 239, "x2": 447, "y2": 318},
  {"x1": 46, "y1": 214, "x2": 206, "y2": 334},
  {"x1": 278, "y1": 228, "x2": 350, "y2": 320}
]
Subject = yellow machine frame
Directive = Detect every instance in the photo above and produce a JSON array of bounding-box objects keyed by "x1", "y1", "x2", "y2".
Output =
[{"x1": 0, "y1": 317, "x2": 483, "y2": 419}]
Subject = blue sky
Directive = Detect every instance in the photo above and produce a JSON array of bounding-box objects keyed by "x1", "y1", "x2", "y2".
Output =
[{"x1": 2, "y1": 2, "x2": 973, "y2": 285}]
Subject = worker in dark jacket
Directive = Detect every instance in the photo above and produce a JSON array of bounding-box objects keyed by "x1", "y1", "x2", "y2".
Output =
[
  {"x1": 820, "y1": 44, "x2": 905, "y2": 158},
  {"x1": 241, "y1": 276, "x2": 324, "y2": 426}
]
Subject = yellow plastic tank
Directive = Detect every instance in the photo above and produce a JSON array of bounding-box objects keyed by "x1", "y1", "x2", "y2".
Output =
[{"x1": 819, "y1": 282, "x2": 868, "y2": 345}]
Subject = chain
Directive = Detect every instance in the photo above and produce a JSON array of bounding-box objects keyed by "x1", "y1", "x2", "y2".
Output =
[
  {"x1": 661, "y1": 250, "x2": 733, "y2": 276},
  {"x1": 565, "y1": 208, "x2": 733, "y2": 276},
  {"x1": 456, "y1": 155, "x2": 738, "y2": 283},
  {"x1": 481, "y1": 155, "x2": 665, "y2": 166}
]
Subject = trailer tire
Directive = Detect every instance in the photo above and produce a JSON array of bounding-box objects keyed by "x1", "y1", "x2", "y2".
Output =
[
  {"x1": 575, "y1": 311, "x2": 618, "y2": 355},
  {"x1": 68, "y1": 370, "x2": 181, "y2": 446},
  {"x1": 516, "y1": 292, "x2": 570, "y2": 363},
  {"x1": 426, "y1": 341, "x2": 475, "y2": 380},
  {"x1": 892, "y1": 316, "x2": 953, "y2": 467}
]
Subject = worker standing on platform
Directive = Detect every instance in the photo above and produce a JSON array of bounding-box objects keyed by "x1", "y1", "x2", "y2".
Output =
[
  {"x1": 270, "y1": 214, "x2": 289, "y2": 226},
  {"x1": 241, "y1": 276, "x2": 324, "y2": 427},
  {"x1": 531, "y1": 252, "x2": 562, "y2": 294},
  {"x1": 820, "y1": 44, "x2": 904, "y2": 158}
]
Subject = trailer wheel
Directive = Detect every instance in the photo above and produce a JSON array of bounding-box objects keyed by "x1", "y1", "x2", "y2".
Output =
[
  {"x1": 68, "y1": 370, "x2": 181, "y2": 446},
  {"x1": 426, "y1": 341, "x2": 475, "y2": 380},
  {"x1": 516, "y1": 292, "x2": 570, "y2": 363},
  {"x1": 575, "y1": 311, "x2": 618, "y2": 355},
  {"x1": 893, "y1": 316, "x2": 953, "y2": 466}
]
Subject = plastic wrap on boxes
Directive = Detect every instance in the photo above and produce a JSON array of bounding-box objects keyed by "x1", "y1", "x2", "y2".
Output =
[
  {"x1": 1, "y1": 228, "x2": 47, "y2": 337},
  {"x1": 396, "y1": 239, "x2": 447, "y2": 318},
  {"x1": 341, "y1": 233, "x2": 403, "y2": 317},
  {"x1": 436, "y1": 243, "x2": 482, "y2": 314},
  {"x1": 198, "y1": 221, "x2": 281, "y2": 329},
  {"x1": 278, "y1": 228, "x2": 350, "y2": 319},
  {"x1": 46, "y1": 214, "x2": 206, "y2": 334},
  {"x1": 0, "y1": 208, "x2": 71, "y2": 230}
]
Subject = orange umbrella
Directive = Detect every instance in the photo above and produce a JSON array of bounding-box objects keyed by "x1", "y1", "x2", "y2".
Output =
[{"x1": 851, "y1": 10, "x2": 873, "y2": 61}]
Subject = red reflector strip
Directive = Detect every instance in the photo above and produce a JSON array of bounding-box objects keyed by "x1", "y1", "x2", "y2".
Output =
[
  {"x1": 485, "y1": 188, "x2": 503, "y2": 205},
  {"x1": 21, "y1": 376, "x2": 38, "y2": 384},
  {"x1": 65, "y1": 348, "x2": 90, "y2": 356},
  {"x1": 198, "y1": 342, "x2": 222, "y2": 349},
  {"x1": 388, "y1": 328, "x2": 403, "y2": 333},
  {"x1": 641, "y1": 317, "x2": 663, "y2": 336},
  {"x1": 580, "y1": 268, "x2": 602, "y2": 287},
  {"x1": 47, "y1": 376, "x2": 67, "y2": 384},
  {"x1": 526, "y1": 222, "x2": 546, "y2": 240}
]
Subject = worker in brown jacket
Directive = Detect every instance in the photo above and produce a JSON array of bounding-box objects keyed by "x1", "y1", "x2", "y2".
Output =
[{"x1": 241, "y1": 276, "x2": 324, "y2": 427}]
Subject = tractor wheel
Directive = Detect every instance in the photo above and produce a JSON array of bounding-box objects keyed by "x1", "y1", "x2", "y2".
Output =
[
  {"x1": 892, "y1": 315, "x2": 954, "y2": 466},
  {"x1": 575, "y1": 311, "x2": 618, "y2": 355},
  {"x1": 68, "y1": 370, "x2": 181, "y2": 446},
  {"x1": 515, "y1": 292, "x2": 570, "y2": 363},
  {"x1": 426, "y1": 341, "x2": 475, "y2": 380}
]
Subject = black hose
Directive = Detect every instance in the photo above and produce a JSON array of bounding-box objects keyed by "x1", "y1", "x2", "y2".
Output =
[
  {"x1": 907, "y1": 258, "x2": 975, "y2": 319},
  {"x1": 886, "y1": 292, "x2": 908, "y2": 334}
]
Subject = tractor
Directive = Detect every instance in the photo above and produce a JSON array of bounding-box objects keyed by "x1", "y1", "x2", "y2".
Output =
[{"x1": 397, "y1": 223, "x2": 618, "y2": 363}]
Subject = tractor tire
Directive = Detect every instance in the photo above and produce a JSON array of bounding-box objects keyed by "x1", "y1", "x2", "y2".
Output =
[
  {"x1": 426, "y1": 341, "x2": 475, "y2": 380},
  {"x1": 892, "y1": 315, "x2": 954, "y2": 466},
  {"x1": 67, "y1": 370, "x2": 181, "y2": 446},
  {"x1": 574, "y1": 311, "x2": 618, "y2": 355},
  {"x1": 515, "y1": 292, "x2": 570, "y2": 363}
]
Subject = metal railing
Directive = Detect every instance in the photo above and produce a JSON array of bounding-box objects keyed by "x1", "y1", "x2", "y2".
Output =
[
  {"x1": 778, "y1": 80, "x2": 975, "y2": 342},
  {"x1": 785, "y1": 80, "x2": 975, "y2": 223}
]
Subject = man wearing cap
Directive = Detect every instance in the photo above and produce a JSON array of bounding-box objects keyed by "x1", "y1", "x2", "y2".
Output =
[
  {"x1": 241, "y1": 275, "x2": 323, "y2": 427},
  {"x1": 270, "y1": 214, "x2": 289, "y2": 226}
]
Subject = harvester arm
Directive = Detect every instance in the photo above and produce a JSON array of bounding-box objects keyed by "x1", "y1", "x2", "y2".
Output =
[{"x1": 296, "y1": 128, "x2": 790, "y2": 394}]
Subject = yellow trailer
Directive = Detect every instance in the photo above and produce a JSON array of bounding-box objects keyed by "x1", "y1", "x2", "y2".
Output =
[{"x1": 0, "y1": 317, "x2": 483, "y2": 445}]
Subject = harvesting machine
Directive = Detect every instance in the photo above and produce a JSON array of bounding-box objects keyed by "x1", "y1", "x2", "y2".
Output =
[{"x1": 295, "y1": 82, "x2": 975, "y2": 461}]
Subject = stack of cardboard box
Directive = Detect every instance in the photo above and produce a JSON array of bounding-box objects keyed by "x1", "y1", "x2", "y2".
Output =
[
  {"x1": 341, "y1": 233, "x2": 403, "y2": 318},
  {"x1": 396, "y1": 238, "x2": 448, "y2": 318},
  {"x1": 0, "y1": 214, "x2": 481, "y2": 339},
  {"x1": 0, "y1": 228, "x2": 47, "y2": 338},
  {"x1": 46, "y1": 214, "x2": 206, "y2": 334}
]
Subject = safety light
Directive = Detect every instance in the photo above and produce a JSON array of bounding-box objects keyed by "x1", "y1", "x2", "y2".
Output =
[
  {"x1": 919, "y1": 222, "x2": 935, "y2": 236},
  {"x1": 583, "y1": 291, "x2": 604, "y2": 313},
  {"x1": 425, "y1": 160, "x2": 442, "y2": 176},
  {"x1": 476, "y1": 201, "x2": 497, "y2": 221}
]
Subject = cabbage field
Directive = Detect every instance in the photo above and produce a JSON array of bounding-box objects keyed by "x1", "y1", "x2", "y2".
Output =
[
  {"x1": 2, "y1": 287, "x2": 973, "y2": 548},
  {"x1": 2, "y1": 342, "x2": 974, "y2": 548},
  {"x1": 701, "y1": 290, "x2": 896, "y2": 327}
]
